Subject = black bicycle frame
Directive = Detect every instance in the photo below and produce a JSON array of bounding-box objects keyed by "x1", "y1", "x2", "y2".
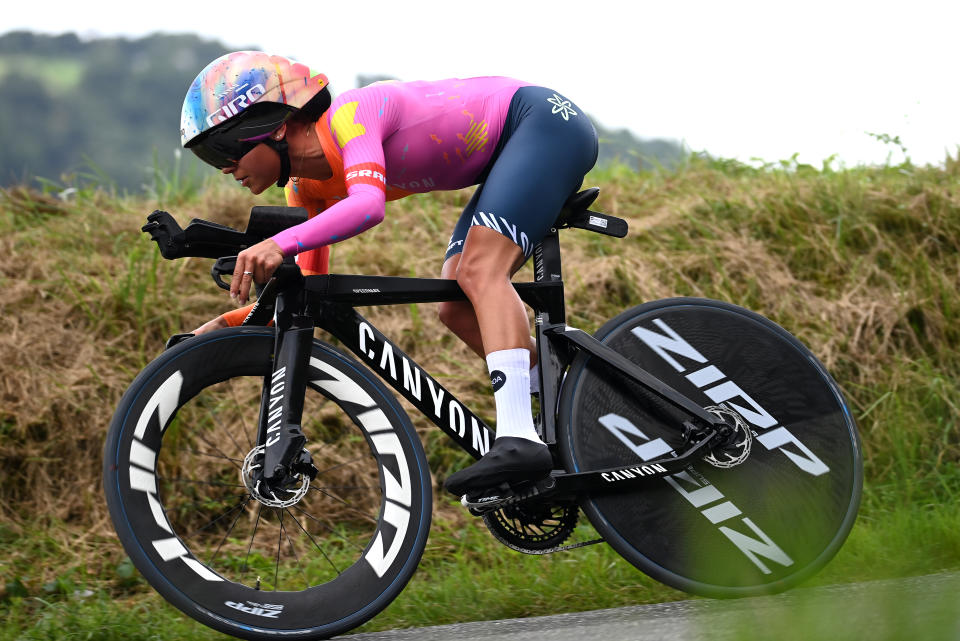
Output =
[{"x1": 258, "y1": 226, "x2": 724, "y2": 495}]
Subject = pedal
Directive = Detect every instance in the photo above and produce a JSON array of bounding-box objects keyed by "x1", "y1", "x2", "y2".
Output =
[
  {"x1": 461, "y1": 484, "x2": 513, "y2": 516},
  {"x1": 460, "y1": 473, "x2": 560, "y2": 516}
]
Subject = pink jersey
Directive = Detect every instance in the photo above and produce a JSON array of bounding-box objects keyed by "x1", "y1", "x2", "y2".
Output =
[{"x1": 272, "y1": 76, "x2": 530, "y2": 256}]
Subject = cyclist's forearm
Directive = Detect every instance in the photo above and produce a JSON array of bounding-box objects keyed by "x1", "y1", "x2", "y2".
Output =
[
  {"x1": 271, "y1": 187, "x2": 385, "y2": 255},
  {"x1": 223, "y1": 304, "x2": 256, "y2": 327}
]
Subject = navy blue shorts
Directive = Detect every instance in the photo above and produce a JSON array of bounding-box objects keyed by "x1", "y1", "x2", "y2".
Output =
[{"x1": 444, "y1": 86, "x2": 598, "y2": 262}]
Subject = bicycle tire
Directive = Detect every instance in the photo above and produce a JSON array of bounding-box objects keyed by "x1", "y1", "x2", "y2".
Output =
[
  {"x1": 103, "y1": 327, "x2": 432, "y2": 640},
  {"x1": 558, "y1": 298, "x2": 862, "y2": 598}
]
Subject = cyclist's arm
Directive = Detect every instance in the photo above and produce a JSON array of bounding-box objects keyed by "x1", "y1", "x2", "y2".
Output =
[
  {"x1": 271, "y1": 91, "x2": 390, "y2": 256},
  {"x1": 283, "y1": 184, "x2": 332, "y2": 276}
]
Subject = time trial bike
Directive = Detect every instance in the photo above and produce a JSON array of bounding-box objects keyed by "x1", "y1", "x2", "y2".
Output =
[{"x1": 103, "y1": 188, "x2": 862, "y2": 640}]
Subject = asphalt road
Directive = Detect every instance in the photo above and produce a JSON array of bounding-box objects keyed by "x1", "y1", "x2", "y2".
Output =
[{"x1": 341, "y1": 572, "x2": 960, "y2": 641}]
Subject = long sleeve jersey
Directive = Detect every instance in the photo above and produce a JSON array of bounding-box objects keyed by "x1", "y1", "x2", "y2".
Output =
[{"x1": 273, "y1": 76, "x2": 530, "y2": 262}]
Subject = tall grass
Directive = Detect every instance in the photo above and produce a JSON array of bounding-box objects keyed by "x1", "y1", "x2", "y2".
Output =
[{"x1": 1, "y1": 155, "x2": 958, "y2": 638}]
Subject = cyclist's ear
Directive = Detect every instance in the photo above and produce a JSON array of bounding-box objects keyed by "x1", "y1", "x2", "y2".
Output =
[{"x1": 273, "y1": 123, "x2": 287, "y2": 141}]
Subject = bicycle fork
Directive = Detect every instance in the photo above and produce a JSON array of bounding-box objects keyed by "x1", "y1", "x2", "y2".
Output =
[{"x1": 254, "y1": 312, "x2": 319, "y2": 491}]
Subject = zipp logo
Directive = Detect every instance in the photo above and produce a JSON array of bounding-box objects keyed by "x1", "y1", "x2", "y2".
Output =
[
  {"x1": 225, "y1": 601, "x2": 284, "y2": 619},
  {"x1": 598, "y1": 413, "x2": 794, "y2": 575},
  {"x1": 205, "y1": 83, "x2": 265, "y2": 127},
  {"x1": 128, "y1": 371, "x2": 224, "y2": 583},
  {"x1": 632, "y1": 317, "x2": 829, "y2": 476},
  {"x1": 307, "y1": 356, "x2": 414, "y2": 578}
]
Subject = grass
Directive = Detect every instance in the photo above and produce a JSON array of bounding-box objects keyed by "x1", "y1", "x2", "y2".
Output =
[{"x1": 1, "y1": 154, "x2": 959, "y2": 638}]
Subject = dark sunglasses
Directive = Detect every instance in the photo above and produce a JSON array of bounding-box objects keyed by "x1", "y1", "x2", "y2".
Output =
[
  {"x1": 186, "y1": 104, "x2": 295, "y2": 169},
  {"x1": 188, "y1": 135, "x2": 261, "y2": 169}
]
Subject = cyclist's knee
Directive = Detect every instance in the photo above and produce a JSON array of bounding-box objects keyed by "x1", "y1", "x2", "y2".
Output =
[
  {"x1": 438, "y1": 300, "x2": 472, "y2": 333},
  {"x1": 455, "y1": 261, "x2": 504, "y2": 302}
]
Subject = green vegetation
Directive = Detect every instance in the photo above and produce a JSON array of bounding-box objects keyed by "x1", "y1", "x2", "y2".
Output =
[
  {"x1": 0, "y1": 30, "x2": 684, "y2": 193},
  {"x1": 1, "y1": 153, "x2": 958, "y2": 639}
]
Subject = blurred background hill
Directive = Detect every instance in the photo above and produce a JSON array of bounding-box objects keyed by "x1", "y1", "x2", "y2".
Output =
[{"x1": 0, "y1": 31, "x2": 685, "y2": 192}]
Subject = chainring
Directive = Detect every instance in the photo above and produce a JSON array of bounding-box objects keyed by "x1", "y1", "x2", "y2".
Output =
[{"x1": 482, "y1": 500, "x2": 579, "y2": 554}]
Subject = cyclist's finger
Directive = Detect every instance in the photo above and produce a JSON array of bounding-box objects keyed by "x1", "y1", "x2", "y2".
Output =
[
  {"x1": 230, "y1": 256, "x2": 249, "y2": 301},
  {"x1": 237, "y1": 270, "x2": 255, "y2": 304}
]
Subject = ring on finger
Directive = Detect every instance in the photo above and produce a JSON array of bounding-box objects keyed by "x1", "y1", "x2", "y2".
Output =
[{"x1": 242, "y1": 271, "x2": 254, "y2": 276}]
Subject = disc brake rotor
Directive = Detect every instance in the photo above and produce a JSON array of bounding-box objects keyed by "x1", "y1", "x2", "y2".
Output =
[
  {"x1": 702, "y1": 404, "x2": 753, "y2": 468},
  {"x1": 241, "y1": 445, "x2": 310, "y2": 508}
]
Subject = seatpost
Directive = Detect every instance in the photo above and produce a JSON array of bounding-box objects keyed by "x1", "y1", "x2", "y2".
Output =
[
  {"x1": 533, "y1": 228, "x2": 563, "y2": 286},
  {"x1": 532, "y1": 228, "x2": 567, "y2": 446}
]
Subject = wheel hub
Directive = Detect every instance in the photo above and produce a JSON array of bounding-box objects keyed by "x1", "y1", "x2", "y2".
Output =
[
  {"x1": 702, "y1": 405, "x2": 753, "y2": 468},
  {"x1": 241, "y1": 445, "x2": 311, "y2": 508}
]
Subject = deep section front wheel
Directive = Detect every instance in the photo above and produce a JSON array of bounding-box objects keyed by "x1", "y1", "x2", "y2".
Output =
[
  {"x1": 103, "y1": 327, "x2": 432, "y2": 640},
  {"x1": 558, "y1": 298, "x2": 862, "y2": 598}
]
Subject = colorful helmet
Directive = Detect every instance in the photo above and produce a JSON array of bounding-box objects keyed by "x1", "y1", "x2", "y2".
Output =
[{"x1": 180, "y1": 51, "x2": 330, "y2": 182}]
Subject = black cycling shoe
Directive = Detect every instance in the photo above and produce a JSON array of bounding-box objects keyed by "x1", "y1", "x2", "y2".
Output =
[{"x1": 444, "y1": 437, "x2": 553, "y2": 497}]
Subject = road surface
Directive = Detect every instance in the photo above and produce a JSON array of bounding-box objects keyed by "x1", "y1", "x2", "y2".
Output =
[{"x1": 342, "y1": 572, "x2": 960, "y2": 641}]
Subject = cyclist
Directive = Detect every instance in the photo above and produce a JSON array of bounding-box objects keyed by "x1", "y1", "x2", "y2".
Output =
[{"x1": 181, "y1": 51, "x2": 598, "y2": 496}]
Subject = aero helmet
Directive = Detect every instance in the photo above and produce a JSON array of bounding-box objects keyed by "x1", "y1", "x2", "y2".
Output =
[{"x1": 180, "y1": 51, "x2": 330, "y2": 186}]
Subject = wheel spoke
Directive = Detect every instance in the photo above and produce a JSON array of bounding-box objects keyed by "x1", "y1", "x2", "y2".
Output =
[
  {"x1": 180, "y1": 499, "x2": 249, "y2": 541},
  {"x1": 194, "y1": 430, "x2": 244, "y2": 473},
  {"x1": 182, "y1": 448, "x2": 245, "y2": 465},
  {"x1": 208, "y1": 496, "x2": 252, "y2": 568},
  {"x1": 160, "y1": 477, "x2": 247, "y2": 490},
  {"x1": 165, "y1": 493, "x2": 251, "y2": 515},
  {"x1": 290, "y1": 504, "x2": 368, "y2": 554},
  {"x1": 227, "y1": 380, "x2": 258, "y2": 452},
  {"x1": 243, "y1": 503, "x2": 265, "y2": 579},
  {"x1": 315, "y1": 456, "x2": 373, "y2": 478},
  {"x1": 279, "y1": 509, "x2": 312, "y2": 590},
  {"x1": 274, "y1": 508, "x2": 283, "y2": 591}
]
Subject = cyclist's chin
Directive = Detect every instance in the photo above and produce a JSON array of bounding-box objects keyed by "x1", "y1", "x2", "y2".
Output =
[{"x1": 246, "y1": 179, "x2": 272, "y2": 195}]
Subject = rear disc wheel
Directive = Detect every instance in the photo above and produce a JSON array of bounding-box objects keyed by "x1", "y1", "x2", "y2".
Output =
[{"x1": 559, "y1": 298, "x2": 862, "y2": 598}]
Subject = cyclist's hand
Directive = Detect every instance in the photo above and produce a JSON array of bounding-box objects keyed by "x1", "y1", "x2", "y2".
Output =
[
  {"x1": 231, "y1": 238, "x2": 285, "y2": 305},
  {"x1": 192, "y1": 314, "x2": 229, "y2": 335}
]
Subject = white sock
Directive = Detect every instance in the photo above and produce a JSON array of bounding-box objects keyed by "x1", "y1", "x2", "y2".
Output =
[
  {"x1": 486, "y1": 348, "x2": 542, "y2": 444},
  {"x1": 530, "y1": 363, "x2": 540, "y2": 395}
]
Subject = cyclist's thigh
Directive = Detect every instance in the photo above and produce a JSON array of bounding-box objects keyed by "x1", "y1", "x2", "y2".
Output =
[
  {"x1": 471, "y1": 86, "x2": 598, "y2": 260},
  {"x1": 445, "y1": 86, "x2": 598, "y2": 262},
  {"x1": 445, "y1": 187, "x2": 482, "y2": 261}
]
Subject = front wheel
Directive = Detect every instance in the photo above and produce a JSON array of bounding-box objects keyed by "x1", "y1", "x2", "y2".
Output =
[
  {"x1": 558, "y1": 298, "x2": 862, "y2": 598},
  {"x1": 103, "y1": 327, "x2": 432, "y2": 640}
]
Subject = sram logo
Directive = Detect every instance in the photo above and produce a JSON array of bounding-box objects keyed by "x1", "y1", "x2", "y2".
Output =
[
  {"x1": 205, "y1": 83, "x2": 266, "y2": 127},
  {"x1": 345, "y1": 168, "x2": 386, "y2": 183}
]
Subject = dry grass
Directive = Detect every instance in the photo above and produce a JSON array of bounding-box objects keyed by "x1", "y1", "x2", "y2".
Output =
[{"x1": 1, "y1": 156, "x2": 958, "y2": 596}]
